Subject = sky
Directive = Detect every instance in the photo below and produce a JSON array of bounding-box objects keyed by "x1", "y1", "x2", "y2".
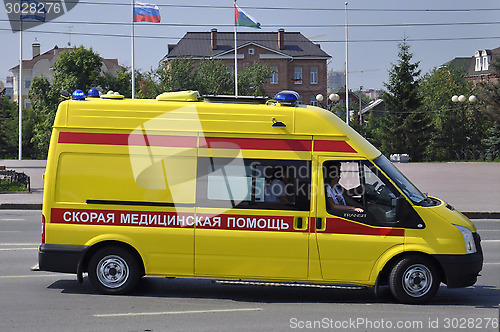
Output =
[{"x1": 1, "y1": 0, "x2": 499, "y2": 92}]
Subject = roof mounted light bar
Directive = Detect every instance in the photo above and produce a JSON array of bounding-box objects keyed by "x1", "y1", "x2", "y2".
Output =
[{"x1": 203, "y1": 95, "x2": 268, "y2": 104}]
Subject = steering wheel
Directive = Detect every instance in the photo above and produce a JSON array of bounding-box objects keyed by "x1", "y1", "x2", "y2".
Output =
[
  {"x1": 365, "y1": 181, "x2": 378, "y2": 196},
  {"x1": 376, "y1": 184, "x2": 386, "y2": 194}
]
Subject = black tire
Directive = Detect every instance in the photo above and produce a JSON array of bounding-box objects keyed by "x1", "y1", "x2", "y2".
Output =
[
  {"x1": 389, "y1": 255, "x2": 440, "y2": 304},
  {"x1": 88, "y1": 246, "x2": 140, "y2": 295}
]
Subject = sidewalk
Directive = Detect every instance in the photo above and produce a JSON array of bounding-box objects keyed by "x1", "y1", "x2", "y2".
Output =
[
  {"x1": 394, "y1": 162, "x2": 500, "y2": 219},
  {"x1": 1, "y1": 160, "x2": 499, "y2": 217},
  {"x1": 0, "y1": 159, "x2": 46, "y2": 209}
]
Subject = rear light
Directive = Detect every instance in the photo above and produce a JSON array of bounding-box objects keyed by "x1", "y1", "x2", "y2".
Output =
[{"x1": 41, "y1": 214, "x2": 45, "y2": 244}]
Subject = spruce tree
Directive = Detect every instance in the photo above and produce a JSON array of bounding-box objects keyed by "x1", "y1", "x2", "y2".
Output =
[{"x1": 379, "y1": 39, "x2": 431, "y2": 161}]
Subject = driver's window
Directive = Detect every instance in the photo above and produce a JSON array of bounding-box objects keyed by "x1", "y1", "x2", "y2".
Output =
[
  {"x1": 338, "y1": 162, "x2": 361, "y2": 193},
  {"x1": 323, "y1": 161, "x2": 363, "y2": 215},
  {"x1": 363, "y1": 164, "x2": 398, "y2": 223},
  {"x1": 322, "y1": 160, "x2": 401, "y2": 225}
]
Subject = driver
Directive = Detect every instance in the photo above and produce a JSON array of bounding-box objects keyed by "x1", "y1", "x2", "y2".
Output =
[{"x1": 324, "y1": 162, "x2": 364, "y2": 213}]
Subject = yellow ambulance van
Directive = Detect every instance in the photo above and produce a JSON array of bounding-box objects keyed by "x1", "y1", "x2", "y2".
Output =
[{"x1": 38, "y1": 90, "x2": 483, "y2": 304}]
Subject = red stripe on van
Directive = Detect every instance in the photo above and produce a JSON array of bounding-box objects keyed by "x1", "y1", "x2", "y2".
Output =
[
  {"x1": 50, "y1": 208, "x2": 306, "y2": 233},
  {"x1": 313, "y1": 140, "x2": 357, "y2": 153},
  {"x1": 58, "y1": 132, "x2": 357, "y2": 154},
  {"x1": 200, "y1": 137, "x2": 312, "y2": 151},
  {"x1": 309, "y1": 217, "x2": 316, "y2": 233},
  {"x1": 58, "y1": 132, "x2": 197, "y2": 148},
  {"x1": 196, "y1": 214, "x2": 300, "y2": 232},
  {"x1": 51, "y1": 208, "x2": 195, "y2": 228},
  {"x1": 325, "y1": 218, "x2": 404, "y2": 236}
]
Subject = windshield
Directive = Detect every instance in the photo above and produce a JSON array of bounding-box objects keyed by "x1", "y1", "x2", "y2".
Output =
[{"x1": 373, "y1": 155, "x2": 427, "y2": 204}]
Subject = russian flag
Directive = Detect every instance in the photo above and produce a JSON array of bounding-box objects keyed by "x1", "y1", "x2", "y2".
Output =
[{"x1": 133, "y1": 2, "x2": 161, "y2": 23}]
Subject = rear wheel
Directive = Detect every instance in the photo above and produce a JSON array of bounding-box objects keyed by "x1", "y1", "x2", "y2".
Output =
[
  {"x1": 88, "y1": 246, "x2": 140, "y2": 295},
  {"x1": 389, "y1": 255, "x2": 440, "y2": 304}
]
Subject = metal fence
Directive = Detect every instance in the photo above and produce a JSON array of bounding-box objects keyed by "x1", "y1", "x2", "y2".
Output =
[{"x1": 0, "y1": 166, "x2": 31, "y2": 192}]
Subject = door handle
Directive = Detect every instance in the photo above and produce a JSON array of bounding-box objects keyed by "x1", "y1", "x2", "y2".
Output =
[
  {"x1": 316, "y1": 217, "x2": 323, "y2": 230},
  {"x1": 296, "y1": 217, "x2": 303, "y2": 229}
]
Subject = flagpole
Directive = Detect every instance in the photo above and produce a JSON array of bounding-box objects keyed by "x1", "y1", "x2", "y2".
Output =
[
  {"x1": 234, "y1": 0, "x2": 238, "y2": 97},
  {"x1": 18, "y1": 19, "x2": 23, "y2": 160},
  {"x1": 345, "y1": 2, "x2": 349, "y2": 125},
  {"x1": 131, "y1": 0, "x2": 135, "y2": 99}
]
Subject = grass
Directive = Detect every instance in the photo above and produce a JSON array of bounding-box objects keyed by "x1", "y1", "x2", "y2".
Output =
[{"x1": 0, "y1": 180, "x2": 28, "y2": 192}]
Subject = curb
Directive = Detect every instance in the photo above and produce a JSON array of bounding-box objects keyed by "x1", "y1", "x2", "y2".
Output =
[
  {"x1": 463, "y1": 212, "x2": 500, "y2": 219},
  {"x1": 0, "y1": 204, "x2": 499, "y2": 219},
  {"x1": 0, "y1": 203, "x2": 42, "y2": 210}
]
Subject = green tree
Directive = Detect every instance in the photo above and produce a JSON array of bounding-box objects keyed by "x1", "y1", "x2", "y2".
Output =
[
  {"x1": 478, "y1": 56, "x2": 500, "y2": 160},
  {"x1": 136, "y1": 59, "x2": 197, "y2": 99},
  {"x1": 349, "y1": 110, "x2": 383, "y2": 149},
  {"x1": 28, "y1": 76, "x2": 61, "y2": 157},
  {"x1": 483, "y1": 123, "x2": 500, "y2": 161},
  {"x1": 136, "y1": 66, "x2": 167, "y2": 99},
  {"x1": 163, "y1": 58, "x2": 198, "y2": 92},
  {"x1": 52, "y1": 46, "x2": 103, "y2": 93},
  {"x1": 364, "y1": 112, "x2": 383, "y2": 148},
  {"x1": 21, "y1": 107, "x2": 41, "y2": 159},
  {"x1": 238, "y1": 62, "x2": 272, "y2": 96},
  {"x1": 0, "y1": 94, "x2": 17, "y2": 158},
  {"x1": 28, "y1": 46, "x2": 104, "y2": 158},
  {"x1": 139, "y1": 58, "x2": 270, "y2": 98},
  {"x1": 195, "y1": 59, "x2": 234, "y2": 95},
  {"x1": 379, "y1": 40, "x2": 431, "y2": 161},
  {"x1": 420, "y1": 66, "x2": 489, "y2": 160},
  {"x1": 420, "y1": 67, "x2": 466, "y2": 160},
  {"x1": 97, "y1": 66, "x2": 133, "y2": 98}
]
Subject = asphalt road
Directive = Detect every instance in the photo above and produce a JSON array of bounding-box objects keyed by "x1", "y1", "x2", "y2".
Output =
[{"x1": 0, "y1": 210, "x2": 498, "y2": 332}]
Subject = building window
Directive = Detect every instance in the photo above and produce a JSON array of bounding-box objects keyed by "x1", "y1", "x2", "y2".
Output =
[
  {"x1": 475, "y1": 57, "x2": 482, "y2": 71},
  {"x1": 310, "y1": 67, "x2": 318, "y2": 84},
  {"x1": 483, "y1": 56, "x2": 490, "y2": 71},
  {"x1": 270, "y1": 67, "x2": 278, "y2": 84},
  {"x1": 294, "y1": 67, "x2": 302, "y2": 84},
  {"x1": 248, "y1": 48, "x2": 255, "y2": 56},
  {"x1": 24, "y1": 79, "x2": 31, "y2": 89},
  {"x1": 310, "y1": 96, "x2": 318, "y2": 106}
]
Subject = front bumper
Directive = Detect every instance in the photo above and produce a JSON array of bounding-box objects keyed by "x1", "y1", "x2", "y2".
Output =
[
  {"x1": 38, "y1": 244, "x2": 88, "y2": 274},
  {"x1": 433, "y1": 233, "x2": 483, "y2": 288}
]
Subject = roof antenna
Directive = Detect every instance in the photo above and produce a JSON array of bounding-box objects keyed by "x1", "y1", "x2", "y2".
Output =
[{"x1": 67, "y1": 25, "x2": 73, "y2": 47}]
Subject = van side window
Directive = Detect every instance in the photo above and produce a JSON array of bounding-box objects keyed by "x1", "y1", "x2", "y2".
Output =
[
  {"x1": 197, "y1": 157, "x2": 310, "y2": 211},
  {"x1": 322, "y1": 160, "x2": 401, "y2": 225}
]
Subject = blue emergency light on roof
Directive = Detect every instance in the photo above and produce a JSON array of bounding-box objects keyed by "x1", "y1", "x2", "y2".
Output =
[
  {"x1": 72, "y1": 89, "x2": 86, "y2": 100},
  {"x1": 273, "y1": 90, "x2": 299, "y2": 106},
  {"x1": 88, "y1": 88, "x2": 100, "y2": 98}
]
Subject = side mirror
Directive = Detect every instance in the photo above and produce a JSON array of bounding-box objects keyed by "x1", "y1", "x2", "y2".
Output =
[{"x1": 396, "y1": 196, "x2": 408, "y2": 222}]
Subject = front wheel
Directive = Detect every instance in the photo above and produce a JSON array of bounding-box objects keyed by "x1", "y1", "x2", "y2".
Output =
[
  {"x1": 389, "y1": 255, "x2": 440, "y2": 304},
  {"x1": 88, "y1": 246, "x2": 140, "y2": 295}
]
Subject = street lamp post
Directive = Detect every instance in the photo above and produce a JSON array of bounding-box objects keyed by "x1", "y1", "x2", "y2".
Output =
[
  {"x1": 358, "y1": 85, "x2": 363, "y2": 124},
  {"x1": 316, "y1": 93, "x2": 340, "y2": 112},
  {"x1": 452, "y1": 94, "x2": 476, "y2": 160},
  {"x1": 316, "y1": 93, "x2": 324, "y2": 107}
]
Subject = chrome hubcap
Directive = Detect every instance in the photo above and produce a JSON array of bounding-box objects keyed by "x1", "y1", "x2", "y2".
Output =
[
  {"x1": 96, "y1": 255, "x2": 129, "y2": 289},
  {"x1": 402, "y1": 264, "x2": 432, "y2": 297}
]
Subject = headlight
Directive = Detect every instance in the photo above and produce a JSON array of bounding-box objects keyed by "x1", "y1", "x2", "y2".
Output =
[{"x1": 454, "y1": 225, "x2": 477, "y2": 254}]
